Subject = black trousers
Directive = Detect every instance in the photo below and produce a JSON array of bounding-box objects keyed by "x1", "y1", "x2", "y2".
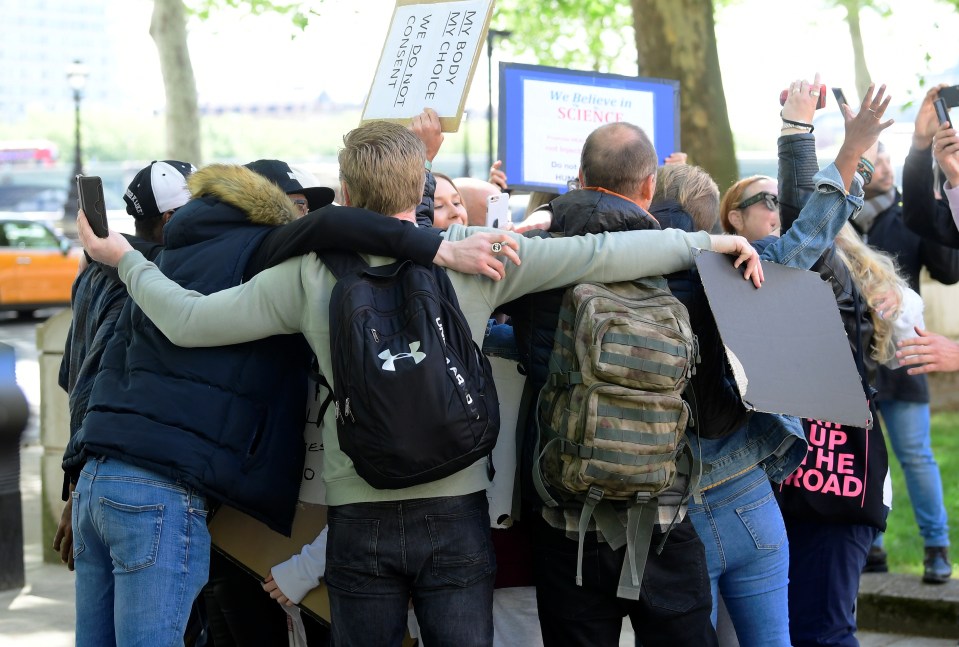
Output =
[{"x1": 531, "y1": 514, "x2": 717, "y2": 647}]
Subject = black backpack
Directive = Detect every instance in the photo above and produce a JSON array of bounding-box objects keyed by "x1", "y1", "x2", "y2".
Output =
[{"x1": 319, "y1": 251, "x2": 499, "y2": 489}]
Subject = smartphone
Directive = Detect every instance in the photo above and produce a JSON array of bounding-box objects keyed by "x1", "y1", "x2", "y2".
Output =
[
  {"x1": 779, "y1": 84, "x2": 827, "y2": 110},
  {"x1": 832, "y1": 88, "x2": 849, "y2": 111},
  {"x1": 76, "y1": 175, "x2": 109, "y2": 238},
  {"x1": 486, "y1": 192, "x2": 510, "y2": 229},
  {"x1": 939, "y1": 84, "x2": 959, "y2": 108},
  {"x1": 934, "y1": 97, "x2": 951, "y2": 126}
]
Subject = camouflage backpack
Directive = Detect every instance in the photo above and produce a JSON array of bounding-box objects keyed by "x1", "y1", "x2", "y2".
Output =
[{"x1": 533, "y1": 277, "x2": 699, "y2": 599}]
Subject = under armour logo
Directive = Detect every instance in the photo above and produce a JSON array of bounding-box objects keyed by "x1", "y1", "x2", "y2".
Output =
[{"x1": 379, "y1": 342, "x2": 426, "y2": 371}]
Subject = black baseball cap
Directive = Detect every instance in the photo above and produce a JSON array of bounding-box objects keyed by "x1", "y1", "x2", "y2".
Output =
[{"x1": 244, "y1": 159, "x2": 335, "y2": 210}]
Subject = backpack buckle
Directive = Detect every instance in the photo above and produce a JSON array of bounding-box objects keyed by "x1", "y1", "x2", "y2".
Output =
[{"x1": 586, "y1": 486, "x2": 604, "y2": 505}]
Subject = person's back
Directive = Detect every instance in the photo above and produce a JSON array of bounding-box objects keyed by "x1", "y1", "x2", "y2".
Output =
[{"x1": 505, "y1": 122, "x2": 718, "y2": 647}]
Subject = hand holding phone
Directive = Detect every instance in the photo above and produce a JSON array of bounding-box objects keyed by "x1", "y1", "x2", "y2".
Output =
[
  {"x1": 935, "y1": 97, "x2": 951, "y2": 126},
  {"x1": 486, "y1": 192, "x2": 511, "y2": 229},
  {"x1": 77, "y1": 175, "x2": 109, "y2": 238},
  {"x1": 780, "y1": 84, "x2": 827, "y2": 110}
]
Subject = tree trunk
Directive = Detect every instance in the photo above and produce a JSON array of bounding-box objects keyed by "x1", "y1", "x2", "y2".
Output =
[
  {"x1": 630, "y1": 0, "x2": 738, "y2": 191},
  {"x1": 150, "y1": 0, "x2": 202, "y2": 165},
  {"x1": 839, "y1": 0, "x2": 873, "y2": 101}
]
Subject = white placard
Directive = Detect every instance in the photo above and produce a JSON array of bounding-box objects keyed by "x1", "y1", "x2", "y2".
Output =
[
  {"x1": 486, "y1": 356, "x2": 526, "y2": 528},
  {"x1": 297, "y1": 375, "x2": 330, "y2": 504},
  {"x1": 362, "y1": 0, "x2": 493, "y2": 130},
  {"x1": 520, "y1": 78, "x2": 656, "y2": 186}
]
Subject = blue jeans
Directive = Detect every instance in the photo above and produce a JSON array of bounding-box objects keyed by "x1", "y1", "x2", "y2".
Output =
[
  {"x1": 325, "y1": 491, "x2": 495, "y2": 647},
  {"x1": 688, "y1": 467, "x2": 791, "y2": 646},
  {"x1": 72, "y1": 456, "x2": 210, "y2": 647},
  {"x1": 786, "y1": 519, "x2": 876, "y2": 647},
  {"x1": 875, "y1": 399, "x2": 949, "y2": 547}
]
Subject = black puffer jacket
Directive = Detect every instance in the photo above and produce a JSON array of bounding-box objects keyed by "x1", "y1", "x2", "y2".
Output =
[{"x1": 65, "y1": 165, "x2": 311, "y2": 535}]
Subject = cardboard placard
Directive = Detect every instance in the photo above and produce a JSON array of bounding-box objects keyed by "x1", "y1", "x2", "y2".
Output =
[
  {"x1": 694, "y1": 249, "x2": 871, "y2": 427},
  {"x1": 209, "y1": 503, "x2": 330, "y2": 624},
  {"x1": 362, "y1": 0, "x2": 494, "y2": 131}
]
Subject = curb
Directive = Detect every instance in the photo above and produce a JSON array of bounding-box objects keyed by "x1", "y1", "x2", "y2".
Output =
[{"x1": 858, "y1": 572, "x2": 959, "y2": 639}]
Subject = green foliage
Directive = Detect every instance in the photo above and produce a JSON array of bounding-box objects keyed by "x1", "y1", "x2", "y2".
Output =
[
  {"x1": 882, "y1": 411, "x2": 959, "y2": 577},
  {"x1": 491, "y1": 0, "x2": 634, "y2": 74},
  {"x1": 185, "y1": 0, "x2": 320, "y2": 32}
]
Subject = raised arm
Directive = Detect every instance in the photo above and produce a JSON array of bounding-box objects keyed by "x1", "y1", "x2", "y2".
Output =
[
  {"x1": 763, "y1": 85, "x2": 892, "y2": 269},
  {"x1": 901, "y1": 86, "x2": 959, "y2": 247}
]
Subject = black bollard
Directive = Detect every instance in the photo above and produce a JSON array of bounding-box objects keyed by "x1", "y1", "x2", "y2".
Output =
[{"x1": 0, "y1": 341, "x2": 29, "y2": 591}]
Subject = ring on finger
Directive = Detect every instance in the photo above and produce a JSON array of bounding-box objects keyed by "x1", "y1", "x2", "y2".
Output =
[
  {"x1": 491, "y1": 242, "x2": 503, "y2": 253},
  {"x1": 810, "y1": 91, "x2": 820, "y2": 97}
]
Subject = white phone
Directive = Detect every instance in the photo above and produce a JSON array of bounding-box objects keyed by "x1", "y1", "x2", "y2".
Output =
[{"x1": 486, "y1": 192, "x2": 511, "y2": 229}]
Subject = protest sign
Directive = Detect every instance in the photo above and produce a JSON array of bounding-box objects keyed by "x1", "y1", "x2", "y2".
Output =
[
  {"x1": 498, "y1": 63, "x2": 680, "y2": 193},
  {"x1": 363, "y1": 0, "x2": 494, "y2": 131},
  {"x1": 693, "y1": 249, "x2": 871, "y2": 427}
]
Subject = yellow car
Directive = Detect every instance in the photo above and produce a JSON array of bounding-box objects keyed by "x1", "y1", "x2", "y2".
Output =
[{"x1": 0, "y1": 218, "x2": 81, "y2": 317}]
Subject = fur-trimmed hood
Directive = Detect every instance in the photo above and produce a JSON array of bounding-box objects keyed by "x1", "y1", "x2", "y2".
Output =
[
  {"x1": 163, "y1": 164, "x2": 298, "y2": 251},
  {"x1": 188, "y1": 164, "x2": 299, "y2": 226}
]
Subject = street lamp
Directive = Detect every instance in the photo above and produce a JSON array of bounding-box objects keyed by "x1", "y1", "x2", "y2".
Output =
[
  {"x1": 486, "y1": 29, "x2": 511, "y2": 174},
  {"x1": 62, "y1": 59, "x2": 89, "y2": 233}
]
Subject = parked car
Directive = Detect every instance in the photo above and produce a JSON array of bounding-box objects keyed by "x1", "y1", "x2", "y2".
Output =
[{"x1": 0, "y1": 218, "x2": 81, "y2": 317}]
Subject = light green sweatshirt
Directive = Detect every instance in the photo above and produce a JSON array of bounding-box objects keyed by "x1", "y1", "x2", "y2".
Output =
[{"x1": 117, "y1": 224, "x2": 712, "y2": 506}]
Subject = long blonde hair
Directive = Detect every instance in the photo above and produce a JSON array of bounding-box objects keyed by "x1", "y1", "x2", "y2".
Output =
[{"x1": 832, "y1": 223, "x2": 909, "y2": 363}]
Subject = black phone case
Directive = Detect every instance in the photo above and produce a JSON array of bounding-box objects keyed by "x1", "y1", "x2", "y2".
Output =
[
  {"x1": 831, "y1": 88, "x2": 848, "y2": 108},
  {"x1": 77, "y1": 175, "x2": 109, "y2": 238},
  {"x1": 935, "y1": 98, "x2": 951, "y2": 126},
  {"x1": 939, "y1": 85, "x2": 959, "y2": 109}
]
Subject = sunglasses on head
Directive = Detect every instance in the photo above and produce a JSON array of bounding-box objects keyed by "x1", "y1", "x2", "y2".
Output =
[{"x1": 737, "y1": 191, "x2": 779, "y2": 211}]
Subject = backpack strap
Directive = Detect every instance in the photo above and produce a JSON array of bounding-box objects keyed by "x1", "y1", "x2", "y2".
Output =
[
  {"x1": 575, "y1": 486, "x2": 605, "y2": 586},
  {"x1": 317, "y1": 250, "x2": 369, "y2": 279},
  {"x1": 617, "y1": 496, "x2": 658, "y2": 600}
]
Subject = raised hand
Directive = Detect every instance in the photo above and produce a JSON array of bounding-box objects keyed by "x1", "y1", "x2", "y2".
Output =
[{"x1": 409, "y1": 107, "x2": 444, "y2": 162}]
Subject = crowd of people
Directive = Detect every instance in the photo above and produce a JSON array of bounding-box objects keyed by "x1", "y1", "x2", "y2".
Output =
[{"x1": 51, "y1": 72, "x2": 959, "y2": 647}]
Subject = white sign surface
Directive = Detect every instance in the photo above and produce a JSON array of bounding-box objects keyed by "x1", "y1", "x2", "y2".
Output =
[
  {"x1": 521, "y1": 79, "x2": 656, "y2": 186},
  {"x1": 363, "y1": 0, "x2": 493, "y2": 129}
]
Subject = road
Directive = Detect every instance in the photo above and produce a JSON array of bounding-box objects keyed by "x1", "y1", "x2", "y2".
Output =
[{"x1": 0, "y1": 307, "x2": 65, "y2": 446}]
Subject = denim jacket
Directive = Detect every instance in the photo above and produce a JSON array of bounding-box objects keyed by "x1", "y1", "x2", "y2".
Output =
[{"x1": 690, "y1": 160, "x2": 865, "y2": 489}]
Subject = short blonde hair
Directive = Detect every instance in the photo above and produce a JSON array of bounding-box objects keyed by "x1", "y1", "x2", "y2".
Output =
[
  {"x1": 654, "y1": 165, "x2": 720, "y2": 232},
  {"x1": 720, "y1": 175, "x2": 775, "y2": 233},
  {"x1": 832, "y1": 224, "x2": 909, "y2": 364},
  {"x1": 338, "y1": 121, "x2": 425, "y2": 216}
]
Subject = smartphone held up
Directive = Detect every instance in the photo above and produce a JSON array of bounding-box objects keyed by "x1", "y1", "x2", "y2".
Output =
[
  {"x1": 77, "y1": 175, "x2": 110, "y2": 238},
  {"x1": 486, "y1": 192, "x2": 511, "y2": 229}
]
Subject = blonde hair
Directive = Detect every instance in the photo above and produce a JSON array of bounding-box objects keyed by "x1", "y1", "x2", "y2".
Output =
[
  {"x1": 833, "y1": 223, "x2": 909, "y2": 363},
  {"x1": 719, "y1": 175, "x2": 775, "y2": 234},
  {"x1": 654, "y1": 164, "x2": 720, "y2": 232},
  {"x1": 338, "y1": 121, "x2": 425, "y2": 216}
]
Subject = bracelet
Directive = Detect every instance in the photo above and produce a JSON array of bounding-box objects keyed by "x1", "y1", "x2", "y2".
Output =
[
  {"x1": 424, "y1": 160, "x2": 433, "y2": 172},
  {"x1": 858, "y1": 157, "x2": 875, "y2": 175},
  {"x1": 780, "y1": 110, "x2": 815, "y2": 132},
  {"x1": 782, "y1": 125, "x2": 813, "y2": 133}
]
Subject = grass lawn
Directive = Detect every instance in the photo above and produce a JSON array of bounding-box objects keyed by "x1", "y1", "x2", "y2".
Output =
[{"x1": 880, "y1": 411, "x2": 959, "y2": 577}]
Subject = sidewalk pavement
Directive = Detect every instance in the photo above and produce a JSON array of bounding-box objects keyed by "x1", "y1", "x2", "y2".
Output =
[{"x1": 0, "y1": 442, "x2": 955, "y2": 647}]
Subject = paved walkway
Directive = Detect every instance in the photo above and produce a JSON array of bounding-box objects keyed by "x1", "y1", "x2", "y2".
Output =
[{"x1": 1, "y1": 443, "x2": 955, "y2": 647}]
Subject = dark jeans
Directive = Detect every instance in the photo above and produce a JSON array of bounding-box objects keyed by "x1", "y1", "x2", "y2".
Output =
[
  {"x1": 531, "y1": 514, "x2": 717, "y2": 647},
  {"x1": 325, "y1": 491, "x2": 495, "y2": 647},
  {"x1": 785, "y1": 519, "x2": 877, "y2": 647}
]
